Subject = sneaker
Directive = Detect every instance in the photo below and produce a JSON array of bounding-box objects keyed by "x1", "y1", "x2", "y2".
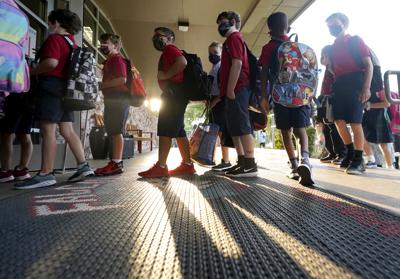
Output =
[
  {"x1": 169, "y1": 162, "x2": 196, "y2": 176},
  {"x1": 346, "y1": 160, "x2": 366, "y2": 175},
  {"x1": 68, "y1": 163, "x2": 95, "y2": 182},
  {"x1": 224, "y1": 164, "x2": 241, "y2": 175},
  {"x1": 0, "y1": 170, "x2": 14, "y2": 183},
  {"x1": 13, "y1": 166, "x2": 31, "y2": 181},
  {"x1": 287, "y1": 168, "x2": 300, "y2": 180},
  {"x1": 297, "y1": 159, "x2": 314, "y2": 186},
  {"x1": 331, "y1": 155, "x2": 345, "y2": 165},
  {"x1": 212, "y1": 160, "x2": 232, "y2": 171},
  {"x1": 139, "y1": 163, "x2": 169, "y2": 178},
  {"x1": 95, "y1": 161, "x2": 124, "y2": 176},
  {"x1": 320, "y1": 154, "x2": 336, "y2": 163},
  {"x1": 365, "y1": 161, "x2": 378, "y2": 169},
  {"x1": 340, "y1": 156, "x2": 352, "y2": 169},
  {"x1": 225, "y1": 164, "x2": 258, "y2": 178},
  {"x1": 14, "y1": 173, "x2": 56, "y2": 189}
]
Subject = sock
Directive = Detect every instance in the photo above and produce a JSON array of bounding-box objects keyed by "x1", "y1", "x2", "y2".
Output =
[
  {"x1": 346, "y1": 143, "x2": 355, "y2": 159},
  {"x1": 77, "y1": 161, "x2": 87, "y2": 169},
  {"x1": 238, "y1": 155, "x2": 245, "y2": 166},
  {"x1": 301, "y1": 150, "x2": 309, "y2": 160},
  {"x1": 112, "y1": 159, "x2": 122, "y2": 164},
  {"x1": 353, "y1": 150, "x2": 363, "y2": 162},
  {"x1": 39, "y1": 172, "x2": 51, "y2": 176},
  {"x1": 244, "y1": 157, "x2": 256, "y2": 168},
  {"x1": 367, "y1": 155, "x2": 375, "y2": 162},
  {"x1": 184, "y1": 161, "x2": 193, "y2": 166},
  {"x1": 289, "y1": 158, "x2": 298, "y2": 169}
]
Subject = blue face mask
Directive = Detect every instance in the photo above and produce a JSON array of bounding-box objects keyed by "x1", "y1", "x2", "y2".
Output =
[
  {"x1": 208, "y1": 54, "x2": 220, "y2": 65},
  {"x1": 218, "y1": 22, "x2": 232, "y2": 37}
]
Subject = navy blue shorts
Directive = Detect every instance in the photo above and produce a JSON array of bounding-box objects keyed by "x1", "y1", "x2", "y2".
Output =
[
  {"x1": 225, "y1": 87, "x2": 252, "y2": 137},
  {"x1": 104, "y1": 93, "x2": 130, "y2": 135},
  {"x1": 332, "y1": 72, "x2": 364, "y2": 124},
  {"x1": 273, "y1": 104, "x2": 310, "y2": 130},
  {"x1": 157, "y1": 84, "x2": 189, "y2": 138},
  {"x1": 1, "y1": 94, "x2": 33, "y2": 134},
  {"x1": 35, "y1": 77, "x2": 74, "y2": 123}
]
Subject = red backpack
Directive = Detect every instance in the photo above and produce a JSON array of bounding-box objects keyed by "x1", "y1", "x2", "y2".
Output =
[{"x1": 125, "y1": 59, "x2": 146, "y2": 107}]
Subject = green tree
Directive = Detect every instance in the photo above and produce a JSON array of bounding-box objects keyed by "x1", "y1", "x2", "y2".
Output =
[{"x1": 184, "y1": 102, "x2": 206, "y2": 134}]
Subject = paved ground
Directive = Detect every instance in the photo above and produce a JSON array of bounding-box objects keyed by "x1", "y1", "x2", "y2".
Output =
[{"x1": 0, "y1": 148, "x2": 399, "y2": 278}]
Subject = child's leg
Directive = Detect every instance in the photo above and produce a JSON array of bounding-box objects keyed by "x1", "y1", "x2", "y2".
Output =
[
  {"x1": 335, "y1": 120, "x2": 352, "y2": 144},
  {"x1": 158, "y1": 136, "x2": 172, "y2": 166},
  {"x1": 379, "y1": 143, "x2": 393, "y2": 168},
  {"x1": 240, "y1": 134, "x2": 254, "y2": 158},
  {"x1": 281, "y1": 129, "x2": 297, "y2": 165},
  {"x1": 364, "y1": 141, "x2": 375, "y2": 161},
  {"x1": 221, "y1": 146, "x2": 230, "y2": 163},
  {"x1": 0, "y1": 133, "x2": 14, "y2": 170},
  {"x1": 40, "y1": 121, "x2": 58, "y2": 174},
  {"x1": 293, "y1": 127, "x2": 309, "y2": 160},
  {"x1": 59, "y1": 122, "x2": 86, "y2": 165},
  {"x1": 111, "y1": 134, "x2": 124, "y2": 161},
  {"x1": 176, "y1": 136, "x2": 191, "y2": 164},
  {"x1": 16, "y1": 133, "x2": 33, "y2": 169}
]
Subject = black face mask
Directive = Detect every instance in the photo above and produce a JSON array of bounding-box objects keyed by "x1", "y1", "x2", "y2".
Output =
[
  {"x1": 208, "y1": 54, "x2": 220, "y2": 65},
  {"x1": 152, "y1": 36, "x2": 166, "y2": 51},
  {"x1": 329, "y1": 25, "x2": 343, "y2": 37},
  {"x1": 218, "y1": 22, "x2": 232, "y2": 37},
  {"x1": 99, "y1": 46, "x2": 110, "y2": 55}
]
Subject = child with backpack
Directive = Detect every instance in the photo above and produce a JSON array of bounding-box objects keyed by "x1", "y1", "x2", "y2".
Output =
[
  {"x1": 215, "y1": 11, "x2": 257, "y2": 178},
  {"x1": 139, "y1": 27, "x2": 195, "y2": 178},
  {"x1": 259, "y1": 12, "x2": 314, "y2": 185},
  {"x1": 15, "y1": 9, "x2": 94, "y2": 189},
  {"x1": 94, "y1": 33, "x2": 130, "y2": 176},
  {"x1": 389, "y1": 92, "x2": 400, "y2": 169},
  {"x1": 325, "y1": 13, "x2": 373, "y2": 175}
]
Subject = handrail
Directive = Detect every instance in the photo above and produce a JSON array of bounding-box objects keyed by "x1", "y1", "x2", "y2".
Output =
[{"x1": 383, "y1": 71, "x2": 400, "y2": 104}]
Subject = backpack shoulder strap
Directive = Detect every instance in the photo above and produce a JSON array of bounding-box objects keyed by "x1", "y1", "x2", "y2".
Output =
[{"x1": 348, "y1": 35, "x2": 364, "y2": 67}]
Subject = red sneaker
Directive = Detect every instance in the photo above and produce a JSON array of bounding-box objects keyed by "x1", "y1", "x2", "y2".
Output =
[
  {"x1": 0, "y1": 170, "x2": 14, "y2": 183},
  {"x1": 168, "y1": 162, "x2": 196, "y2": 176},
  {"x1": 138, "y1": 163, "x2": 169, "y2": 178},
  {"x1": 95, "y1": 161, "x2": 124, "y2": 176},
  {"x1": 13, "y1": 167, "x2": 31, "y2": 181}
]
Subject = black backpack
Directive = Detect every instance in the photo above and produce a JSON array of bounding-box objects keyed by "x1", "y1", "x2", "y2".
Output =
[
  {"x1": 182, "y1": 51, "x2": 211, "y2": 101},
  {"x1": 348, "y1": 35, "x2": 383, "y2": 94},
  {"x1": 244, "y1": 42, "x2": 260, "y2": 93}
]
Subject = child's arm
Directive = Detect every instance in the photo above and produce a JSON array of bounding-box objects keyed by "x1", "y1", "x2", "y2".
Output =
[
  {"x1": 369, "y1": 91, "x2": 390, "y2": 109},
  {"x1": 30, "y1": 58, "x2": 58, "y2": 75},
  {"x1": 101, "y1": 77, "x2": 126, "y2": 89},
  {"x1": 157, "y1": 56, "x2": 187, "y2": 81},
  {"x1": 260, "y1": 65, "x2": 270, "y2": 113},
  {"x1": 226, "y1": 58, "x2": 242, "y2": 99}
]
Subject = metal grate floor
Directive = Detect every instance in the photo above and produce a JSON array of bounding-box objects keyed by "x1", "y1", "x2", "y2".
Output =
[{"x1": 0, "y1": 158, "x2": 399, "y2": 278}]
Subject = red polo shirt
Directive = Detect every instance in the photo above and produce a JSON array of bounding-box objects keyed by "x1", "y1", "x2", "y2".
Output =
[
  {"x1": 158, "y1": 44, "x2": 184, "y2": 90},
  {"x1": 219, "y1": 31, "x2": 249, "y2": 97},
  {"x1": 258, "y1": 35, "x2": 289, "y2": 67},
  {"x1": 331, "y1": 34, "x2": 370, "y2": 78},
  {"x1": 40, "y1": 34, "x2": 76, "y2": 79},
  {"x1": 102, "y1": 53, "x2": 129, "y2": 96}
]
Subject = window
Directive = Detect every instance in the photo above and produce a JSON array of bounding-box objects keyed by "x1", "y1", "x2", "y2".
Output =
[
  {"x1": 18, "y1": 0, "x2": 47, "y2": 21},
  {"x1": 54, "y1": 0, "x2": 70, "y2": 10},
  {"x1": 83, "y1": 0, "x2": 129, "y2": 64}
]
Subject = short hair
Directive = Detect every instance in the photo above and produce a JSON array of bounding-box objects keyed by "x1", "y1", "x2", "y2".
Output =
[
  {"x1": 326, "y1": 13, "x2": 349, "y2": 29},
  {"x1": 267, "y1": 12, "x2": 288, "y2": 34},
  {"x1": 100, "y1": 33, "x2": 121, "y2": 46},
  {"x1": 154, "y1": 27, "x2": 175, "y2": 42},
  {"x1": 216, "y1": 11, "x2": 241, "y2": 30},
  {"x1": 48, "y1": 9, "x2": 81, "y2": 35},
  {"x1": 208, "y1": 41, "x2": 222, "y2": 49}
]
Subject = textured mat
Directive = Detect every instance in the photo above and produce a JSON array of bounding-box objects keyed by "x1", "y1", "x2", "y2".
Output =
[{"x1": 0, "y1": 170, "x2": 399, "y2": 278}]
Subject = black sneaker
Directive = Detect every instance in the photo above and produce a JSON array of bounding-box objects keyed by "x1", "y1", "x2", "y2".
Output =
[
  {"x1": 339, "y1": 156, "x2": 352, "y2": 169},
  {"x1": 212, "y1": 160, "x2": 232, "y2": 171},
  {"x1": 332, "y1": 155, "x2": 345, "y2": 165},
  {"x1": 297, "y1": 159, "x2": 314, "y2": 186},
  {"x1": 346, "y1": 160, "x2": 366, "y2": 175},
  {"x1": 320, "y1": 154, "x2": 336, "y2": 163},
  {"x1": 224, "y1": 164, "x2": 241, "y2": 174},
  {"x1": 226, "y1": 165, "x2": 258, "y2": 178}
]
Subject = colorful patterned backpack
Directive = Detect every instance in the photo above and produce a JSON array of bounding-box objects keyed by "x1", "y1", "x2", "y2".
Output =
[
  {"x1": 269, "y1": 34, "x2": 318, "y2": 107},
  {"x1": 0, "y1": 0, "x2": 30, "y2": 93}
]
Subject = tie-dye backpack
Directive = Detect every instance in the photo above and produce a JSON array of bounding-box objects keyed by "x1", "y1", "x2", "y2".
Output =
[{"x1": 0, "y1": 0, "x2": 30, "y2": 93}]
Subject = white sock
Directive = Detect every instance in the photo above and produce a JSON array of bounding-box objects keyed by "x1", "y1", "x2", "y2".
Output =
[
  {"x1": 77, "y1": 162, "x2": 86, "y2": 169},
  {"x1": 112, "y1": 159, "x2": 122, "y2": 164},
  {"x1": 368, "y1": 155, "x2": 375, "y2": 162}
]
